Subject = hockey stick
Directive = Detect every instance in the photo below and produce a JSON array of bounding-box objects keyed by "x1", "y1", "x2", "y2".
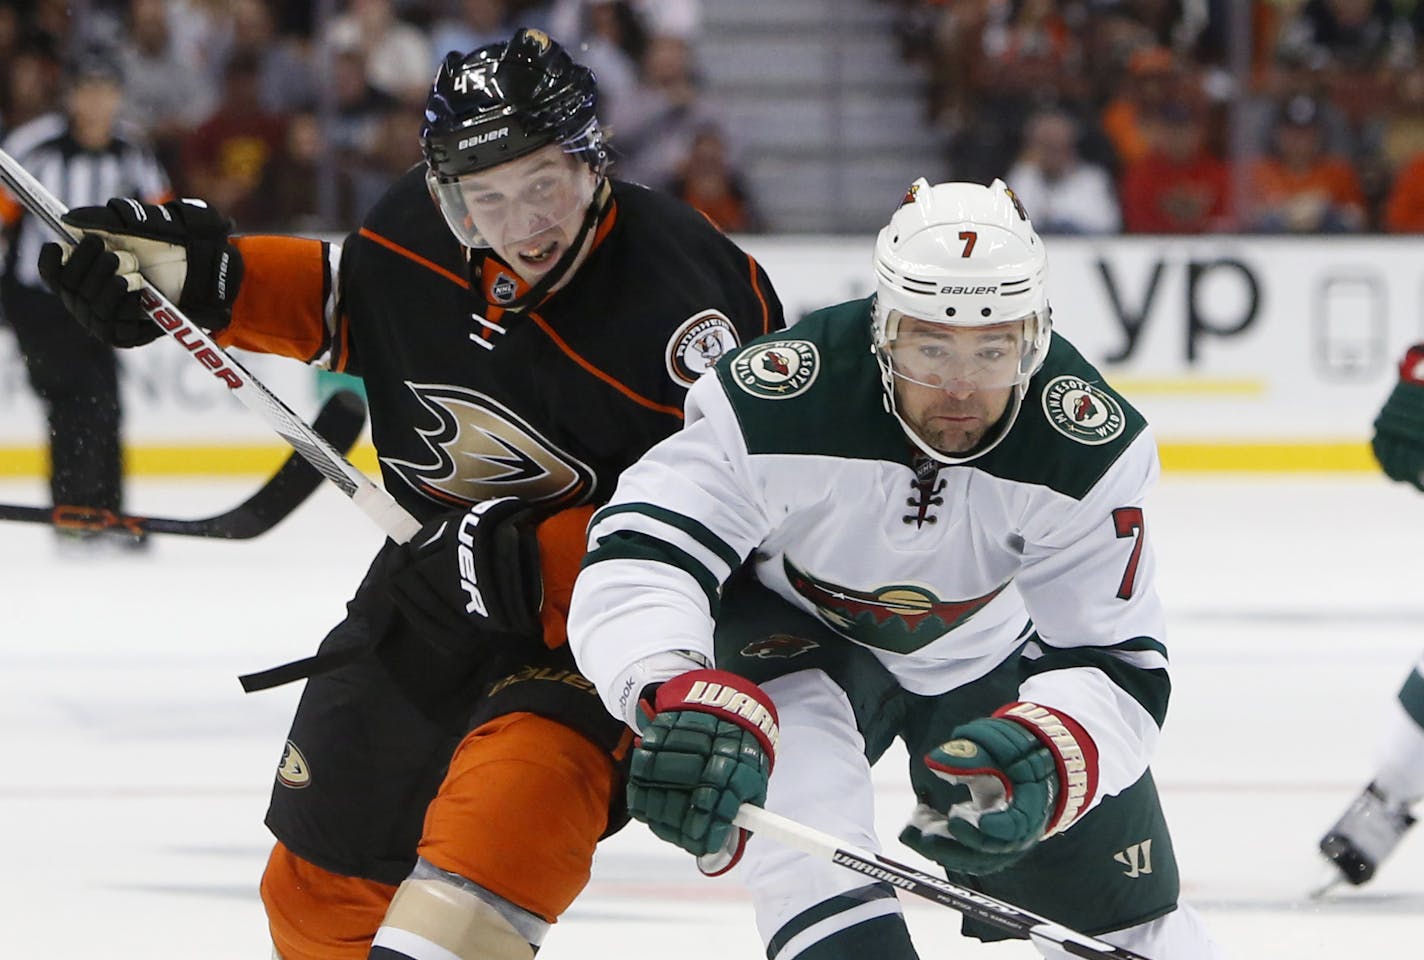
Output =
[
  {"x1": 0, "y1": 147, "x2": 420, "y2": 543},
  {"x1": 0, "y1": 388, "x2": 368, "y2": 539},
  {"x1": 733, "y1": 805, "x2": 1150, "y2": 960}
]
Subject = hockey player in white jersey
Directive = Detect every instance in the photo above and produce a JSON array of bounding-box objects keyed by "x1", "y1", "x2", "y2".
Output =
[
  {"x1": 1318, "y1": 343, "x2": 1424, "y2": 888},
  {"x1": 568, "y1": 179, "x2": 1225, "y2": 958}
]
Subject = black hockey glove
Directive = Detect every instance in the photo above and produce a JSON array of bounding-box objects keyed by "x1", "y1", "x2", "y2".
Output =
[
  {"x1": 382, "y1": 497, "x2": 546, "y2": 657},
  {"x1": 36, "y1": 198, "x2": 243, "y2": 347},
  {"x1": 1372, "y1": 344, "x2": 1424, "y2": 491}
]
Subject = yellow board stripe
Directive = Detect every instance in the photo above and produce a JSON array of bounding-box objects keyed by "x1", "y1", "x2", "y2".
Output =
[
  {"x1": 1157, "y1": 441, "x2": 1373, "y2": 472},
  {"x1": 1114, "y1": 377, "x2": 1267, "y2": 397},
  {"x1": 0, "y1": 441, "x2": 1373, "y2": 476},
  {"x1": 0, "y1": 443, "x2": 382, "y2": 477}
]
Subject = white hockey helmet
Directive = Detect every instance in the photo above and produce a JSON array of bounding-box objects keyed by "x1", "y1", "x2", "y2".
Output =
[{"x1": 871, "y1": 178, "x2": 1052, "y2": 464}]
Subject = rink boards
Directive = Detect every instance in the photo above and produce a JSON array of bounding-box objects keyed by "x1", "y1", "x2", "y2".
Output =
[{"x1": 1, "y1": 234, "x2": 1420, "y2": 475}]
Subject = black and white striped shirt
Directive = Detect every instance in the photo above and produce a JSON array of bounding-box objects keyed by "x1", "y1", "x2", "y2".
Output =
[{"x1": 0, "y1": 112, "x2": 172, "y2": 290}]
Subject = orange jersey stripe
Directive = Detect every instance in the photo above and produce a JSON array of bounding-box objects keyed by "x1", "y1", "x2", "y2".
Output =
[
  {"x1": 223, "y1": 236, "x2": 329, "y2": 360},
  {"x1": 358, "y1": 227, "x2": 470, "y2": 289},
  {"x1": 528, "y1": 310, "x2": 686, "y2": 420},
  {"x1": 747, "y1": 252, "x2": 773, "y2": 335}
]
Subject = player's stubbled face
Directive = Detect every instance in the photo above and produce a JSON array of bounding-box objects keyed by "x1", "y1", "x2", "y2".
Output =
[
  {"x1": 890, "y1": 317, "x2": 1017, "y2": 454},
  {"x1": 456, "y1": 144, "x2": 597, "y2": 282}
]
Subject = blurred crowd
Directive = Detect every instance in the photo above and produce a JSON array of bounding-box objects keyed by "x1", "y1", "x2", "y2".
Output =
[
  {"x1": 0, "y1": 0, "x2": 759, "y2": 234},
  {"x1": 11, "y1": 0, "x2": 1424, "y2": 236},
  {"x1": 892, "y1": 0, "x2": 1424, "y2": 234}
]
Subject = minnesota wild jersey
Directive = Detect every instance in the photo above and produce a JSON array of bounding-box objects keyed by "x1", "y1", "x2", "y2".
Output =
[{"x1": 569, "y1": 297, "x2": 1171, "y2": 807}]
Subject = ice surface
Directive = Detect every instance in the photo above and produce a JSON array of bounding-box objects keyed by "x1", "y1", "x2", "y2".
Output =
[{"x1": 2, "y1": 475, "x2": 1420, "y2": 957}]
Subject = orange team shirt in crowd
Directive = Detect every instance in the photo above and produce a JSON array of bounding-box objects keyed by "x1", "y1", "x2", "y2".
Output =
[
  {"x1": 1249, "y1": 156, "x2": 1364, "y2": 211},
  {"x1": 1385, "y1": 154, "x2": 1424, "y2": 231},
  {"x1": 1101, "y1": 99, "x2": 1153, "y2": 166}
]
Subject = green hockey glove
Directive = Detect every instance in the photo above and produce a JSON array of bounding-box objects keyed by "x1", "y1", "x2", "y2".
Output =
[
  {"x1": 900, "y1": 702, "x2": 1097, "y2": 875},
  {"x1": 628, "y1": 669, "x2": 778, "y2": 876},
  {"x1": 1373, "y1": 344, "x2": 1424, "y2": 491}
]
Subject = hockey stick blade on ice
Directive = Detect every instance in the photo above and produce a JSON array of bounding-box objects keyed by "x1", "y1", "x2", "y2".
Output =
[
  {"x1": 0, "y1": 146, "x2": 420, "y2": 543},
  {"x1": 734, "y1": 805, "x2": 1149, "y2": 960},
  {"x1": 0, "y1": 389, "x2": 368, "y2": 540}
]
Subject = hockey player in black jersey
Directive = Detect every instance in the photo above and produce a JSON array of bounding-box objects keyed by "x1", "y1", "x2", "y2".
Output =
[{"x1": 37, "y1": 28, "x2": 781, "y2": 960}]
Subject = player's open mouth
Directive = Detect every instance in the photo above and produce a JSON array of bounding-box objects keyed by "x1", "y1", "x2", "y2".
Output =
[{"x1": 519, "y1": 238, "x2": 559, "y2": 264}]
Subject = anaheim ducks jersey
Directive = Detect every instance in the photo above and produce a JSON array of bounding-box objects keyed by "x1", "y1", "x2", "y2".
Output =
[
  {"x1": 220, "y1": 167, "x2": 782, "y2": 524},
  {"x1": 568, "y1": 297, "x2": 1169, "y2": 812}
]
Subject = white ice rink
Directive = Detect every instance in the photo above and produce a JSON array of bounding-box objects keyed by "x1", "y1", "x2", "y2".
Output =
[{"x1": 2, "y1": 473, "x2": 1422, "y2": 958}]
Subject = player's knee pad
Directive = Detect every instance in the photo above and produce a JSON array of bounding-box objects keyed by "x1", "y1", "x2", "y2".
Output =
[
  {"x1": 370, "y1": 859, "x2": 545, "y2": 960},
  {"x1": 419, "y1": 711, "x2": 615, "y2": 920},
  {"x1": 260, "y1": 842, "x2": 397, "y2": 960}
]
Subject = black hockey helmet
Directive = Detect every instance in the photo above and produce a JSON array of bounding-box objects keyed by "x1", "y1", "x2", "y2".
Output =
[{"x1": 421, "y1": 28, "x2": 606, "y2": 183}]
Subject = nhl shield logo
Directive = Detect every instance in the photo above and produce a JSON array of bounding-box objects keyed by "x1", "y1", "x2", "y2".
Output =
[
  {"x1": 1042, "y1": 375, "x2": 1126, "y2": 445},
  {"x1": 491, "y1": 273, "x2": 518, "y2": 304},
  {"x1": 666, "y1": 310, "x2": 740, "y2": 385},
  {"x1": 731, "y1": 340, "x2": 819, "y2": 399}
]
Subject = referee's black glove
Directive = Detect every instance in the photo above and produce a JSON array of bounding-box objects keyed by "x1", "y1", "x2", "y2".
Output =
[{"x1": 37, "y1": 198, "x2": 243, "y2": 348}]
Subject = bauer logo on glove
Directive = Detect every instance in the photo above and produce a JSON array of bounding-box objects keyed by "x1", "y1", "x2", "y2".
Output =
[
  {"x1": 382, "y1": 497, "x2": 546, "y2": 656},
  {"x1": 37, "y1": 197, "x2": 244, "y2": 348}
]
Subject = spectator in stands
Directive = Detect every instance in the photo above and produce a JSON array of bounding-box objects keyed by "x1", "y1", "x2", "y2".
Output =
[
  {"x1": 1004, "y1": 108, "x2": 1121, "y2": 234},
  {"x1": 1382, "y1": 150, "x2": 1424, "y2": 231},
  {"x1": 553, "y1": 0, "x2": 646, "y2": 131},
  {"x1": 668, "y1": 122, "x2": 761, "y2": 233},
  {"x1": 228, "y1": 0, "x2": 317, "y2": 115},
  {"x1": 26, "y1": 0, "x2": 71, "y2": 47},
  {"x1": 182, "y1": 53, "x2": 289, "y2": 228},
  {"x1": 117, "y1": 0, "x2": 217, "y2": 174},
  {"x1": 0, "y1": 2, "x2": 18, "y2": 67},
  {"x1": 549, "y1": 0, "x2": 697, "y2": 42},
  {"x1": 1121, "y1": 99, "x2": 1233, "y2": 232},
  {"x1": 1275, "y1": 0, "x2": 1409, "y2": 143},
  {"x1": 919, "y1": 0, "x2": 991, "y2": 133},
  {"x1": 1377, "y1": 64, "x2": 1424, "y2": 177},
  {"x1": 166, "y1": 0, "x2": 237, "y2": 89},
  {"x1": 1100, "y1": 45, "x2": 1180, "y2": 168},
  {"x1": 1244, "y1": 46, "x2": 1357, "y2": 160},
  {"x1": 326, "y1": 42, "x2": 398, "y2": 205},
  {"x1": 430, "y1": 0, "x2": 511, "y2": 64},
  {"x1": 1276, "y1": 0, "x2": 1410, "y2": 75},
  {"x1": 323, "y1": 0, "x2": 433, "y2": 106},
  {"x1": 615, "y1": 32, "x2": 722, "y2": 191},
  {"x1": 345, "y1": 104, "x2": 425, "y2": 220},
  {"x1": 947, "y1": 0, "x2": 1088, "y2": 184},
  {"x1": 260, "y1": 110, "x2": 332, "y2": 232},
  {"x1": 1, "y1": 33, "x2": 61, "y2": 134},
  {"x1": 1247, "y1": 93, "x2": 1366, "y2": 232}
]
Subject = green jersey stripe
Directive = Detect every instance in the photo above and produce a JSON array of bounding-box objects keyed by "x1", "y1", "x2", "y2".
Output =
[
  {"x1": 583, "y1": 529, "x2": 723, "y2": 614},
  {"x1": 591, "y1": 501, "x2": 744, "y2": 569}
]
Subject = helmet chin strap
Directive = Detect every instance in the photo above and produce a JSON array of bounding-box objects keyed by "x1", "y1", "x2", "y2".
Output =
[{"x1": 474, "y1": 180, "x2": 612, "y2": 312}]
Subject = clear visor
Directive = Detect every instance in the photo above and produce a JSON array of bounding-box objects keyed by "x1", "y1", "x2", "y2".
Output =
[
  {"x1": 428, "y1": 157, "x2": 596, "y2": 249},
  {"x1": 881, "y1": 311, "x2": 1042, "y2": 391}
]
